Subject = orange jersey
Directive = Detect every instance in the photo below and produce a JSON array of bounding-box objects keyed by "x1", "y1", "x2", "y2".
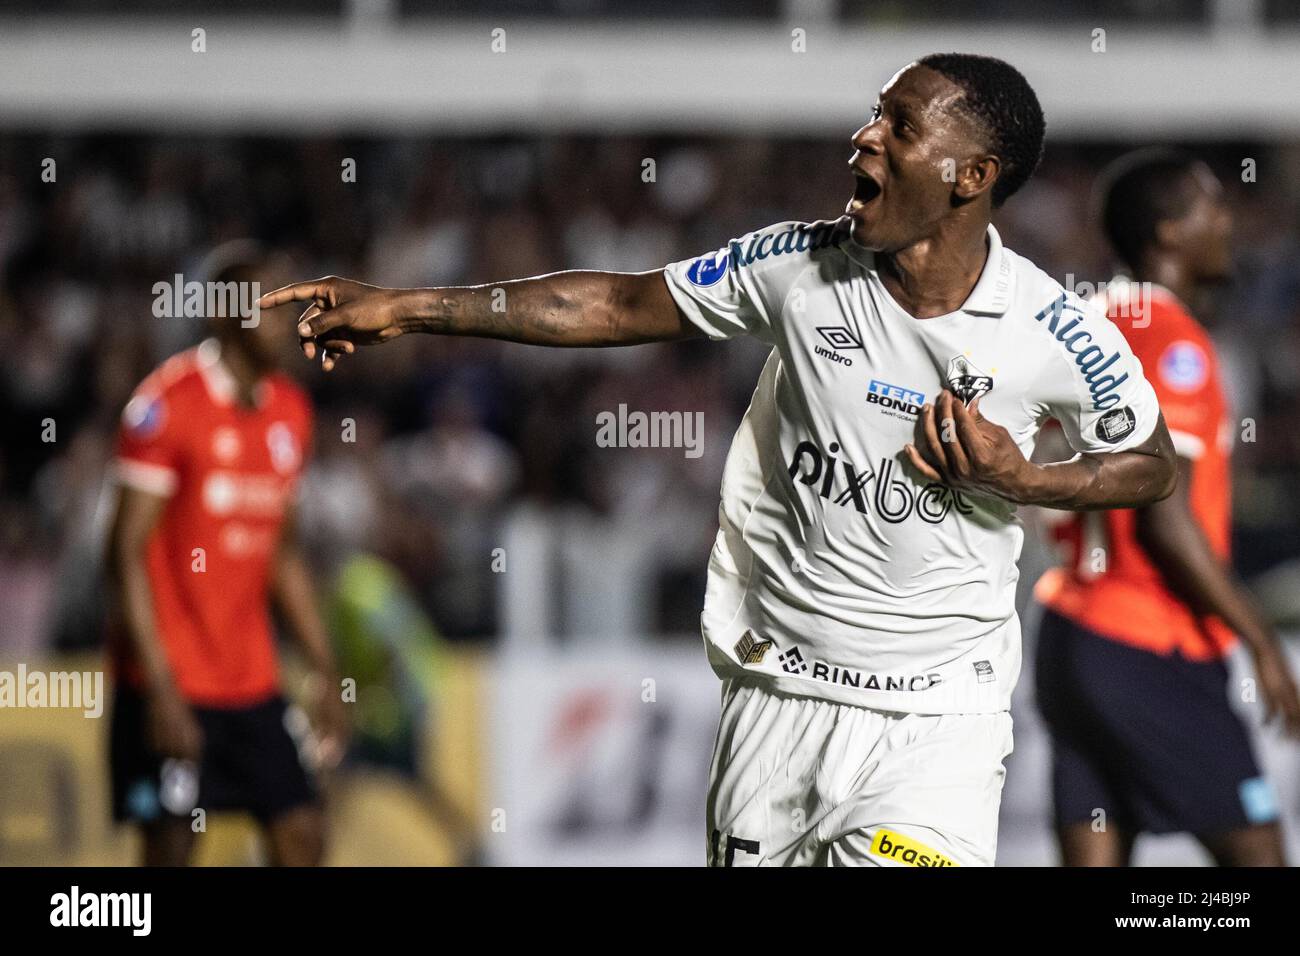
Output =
[
  {"x1": 110, "y1": 339, "x2": 313, "y2": 705},
  {"x1": 1035, "y1": 281, "x2": 1234, "y2": 660}
]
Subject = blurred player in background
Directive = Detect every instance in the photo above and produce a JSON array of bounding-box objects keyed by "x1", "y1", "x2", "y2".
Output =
[
  {"x1": 105, "y1": 243, "x2": 348, "y2": 866},
  {"x1": 1034, "y1": 150, "x2": 1300, "y2": 866},
  {"x1": 259, "y1": 54, "x2": 1179, "y2": 866}
]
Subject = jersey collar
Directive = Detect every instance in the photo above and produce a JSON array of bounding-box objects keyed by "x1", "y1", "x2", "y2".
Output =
[
  {"x1": 842, "y1": 223, "x2": 1013, "y2": 317},
  {"x1": 197, "y1": 338, "x2": 269, "y2": 408},
  {"x1": 961, "y1": 225, "x2": 1013, "y2": 316}
]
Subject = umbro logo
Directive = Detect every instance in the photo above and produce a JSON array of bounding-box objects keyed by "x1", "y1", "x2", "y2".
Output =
[
  {"x1": 815, "y1": 327, "x2": 862, "y2": 367},
  {"x1": 817, "y1": 326, "x2": 863, "y2": 350}
]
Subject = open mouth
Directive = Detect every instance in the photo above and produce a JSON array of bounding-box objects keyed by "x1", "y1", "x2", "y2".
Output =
[{"x1": 849, "y1": 170, "x2": 883, "y2": 211}]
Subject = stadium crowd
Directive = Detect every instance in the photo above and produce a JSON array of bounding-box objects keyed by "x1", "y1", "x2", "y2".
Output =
[{"x1": 2, "y1": 134, "x2": 1299, "y2": 653}]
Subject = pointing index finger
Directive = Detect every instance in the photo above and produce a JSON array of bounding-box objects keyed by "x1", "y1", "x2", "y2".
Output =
[{"x1": 256, "y1": 280, "x2": 331, "y2": 311}]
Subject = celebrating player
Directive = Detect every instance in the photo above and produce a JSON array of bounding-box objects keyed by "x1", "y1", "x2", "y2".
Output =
[
  {"x1": 106, "y1": 243, "x2": 347, "y2": 866},
  {"x1": 261, "y1": 54, "x2": 1176, "y2": 866},
  {"x1": 1034, "y1": 150, "x2": 1300, "y2": 866}
]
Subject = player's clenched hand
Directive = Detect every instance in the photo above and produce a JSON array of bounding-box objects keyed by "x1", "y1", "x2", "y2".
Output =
[
  {"x1": 146, "y1": 683, "x2": 204, "y2": 761},
  {"x1": 1252, "y1": 643, "x2": 1300, "y2": 739},
  {"x1": 904, "y1": 390, "x2": 1033, "y2": 502},
  {"x1": 257, "y1": 276, "x2": 405, "y2": 371},
  {"x1": 309, "y1": 669, "x2": 351, "y2": 770}
]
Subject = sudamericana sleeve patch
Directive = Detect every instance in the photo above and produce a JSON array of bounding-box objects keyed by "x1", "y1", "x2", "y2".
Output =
[
  {"x1": 685, "y1": 247, "x2": 730, "y2": 287},
  {"x1": 1157, "y1": 339, "x2": 1209, "y2": 394},
  {"x1": 122, "y1": 394, "x2": 167, "y2": 440}
]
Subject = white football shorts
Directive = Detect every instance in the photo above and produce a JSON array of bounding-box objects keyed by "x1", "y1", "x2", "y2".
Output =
[{"x1": 706, "y1": 675, "x2": 1014, "y2": 866}]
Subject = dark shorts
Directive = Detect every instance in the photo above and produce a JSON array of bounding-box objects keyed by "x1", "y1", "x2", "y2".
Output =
[
  {"x1": 110, "y1": 685, "x2": 318, "y2": 825},
  {"x1": 1034, "y1": 607, "x2": 1279, "y2": 836}
]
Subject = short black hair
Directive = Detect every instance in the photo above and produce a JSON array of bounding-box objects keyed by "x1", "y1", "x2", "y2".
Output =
[
  {"x1": 198, "y1": 238, "x2": 267, "y2": 287},
  {"x1": 917, "y1": 53, "x2": 1046, "y2": 207},
  {"x1": 1094, "y1": 148, "x2": 1201, "y2": 272}
]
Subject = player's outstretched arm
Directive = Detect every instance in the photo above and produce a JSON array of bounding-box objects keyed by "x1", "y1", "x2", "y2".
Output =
[
  {"x1": 257, "y1": 271, "x2": 699, "y2": 370},
  {"x1": 905, "y1": 390, "x2": 1177, "y2": 510}
]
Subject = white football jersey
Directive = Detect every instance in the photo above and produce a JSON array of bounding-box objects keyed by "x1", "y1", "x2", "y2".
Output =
[{"x1": 663, "y1": 218, "x2": 1160, "y2": 713}]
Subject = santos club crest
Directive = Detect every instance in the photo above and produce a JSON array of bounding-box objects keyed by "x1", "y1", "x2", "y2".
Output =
[{"x1": 946, "y1": 355, "x2": 993, "y2": 404}]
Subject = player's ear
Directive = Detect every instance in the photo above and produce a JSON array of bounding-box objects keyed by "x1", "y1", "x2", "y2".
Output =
[{"x1": 954, "y1": 154, "x2": 999, "y2": 203}]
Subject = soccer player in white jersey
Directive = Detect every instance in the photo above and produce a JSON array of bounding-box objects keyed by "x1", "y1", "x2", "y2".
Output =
[{"x1": 262, "y1": 53, "x2": 1177, "y2": 866}]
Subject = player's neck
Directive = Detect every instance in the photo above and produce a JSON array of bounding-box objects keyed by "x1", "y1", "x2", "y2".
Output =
[
  {"x1": 878, "y1": 223, "x2": 990, "y2": 320},
  {"x1": 214, "y1": 338, "x2": 266, "y2": 407},
  {"x1": 1135, "y1": 256, "x2": 1197, "y2": 313}
]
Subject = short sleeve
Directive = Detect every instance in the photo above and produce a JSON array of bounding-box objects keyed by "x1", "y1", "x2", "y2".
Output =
[
  {"x1": 113, "y1": 388, "x2": 184, "y2": 497},
  {"x1": 662, "y1": 220, "x2": 843, "y2": 344},
  {"x1": 1040, "y1": 295, "x2": 1161, "y2": 455},
  {"x1": 663, "y1": 235, "x2": 772, "y2": 342}
]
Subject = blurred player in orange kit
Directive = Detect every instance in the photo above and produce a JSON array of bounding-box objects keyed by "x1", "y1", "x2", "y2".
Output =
[
  {"x1": 105, "y1": 242, "x2": 348, "y2": 866},
  {"x1": 1034, "y1": 150, "x2": 1300, "y2": 866}
]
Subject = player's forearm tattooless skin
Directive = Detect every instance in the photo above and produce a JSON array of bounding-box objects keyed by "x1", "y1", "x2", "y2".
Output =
[
  {"x1": 1017, "y1": 414, "x2": 1177, "y2": 510},
  {"x1": 398, "y1": 270, "x2": 695, "y2": 347}
]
